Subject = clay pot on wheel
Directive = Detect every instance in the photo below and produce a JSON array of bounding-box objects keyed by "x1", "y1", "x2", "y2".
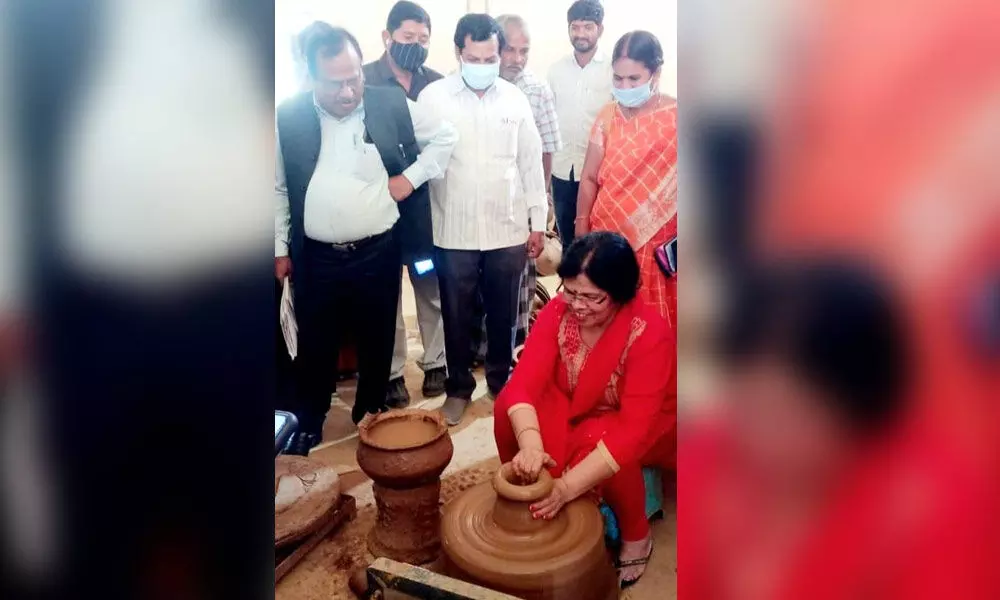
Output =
[
  {"x1": 356, "y1": 409, "x2": 454, "y2": 565},
  {"x1": 441, "y1": 463, "x2": 618, "y2": 600}
]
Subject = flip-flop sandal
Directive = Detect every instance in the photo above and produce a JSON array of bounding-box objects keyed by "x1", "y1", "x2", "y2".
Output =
[{"x1": 615, "y1": 546, "x2": 654, "y2": 589}]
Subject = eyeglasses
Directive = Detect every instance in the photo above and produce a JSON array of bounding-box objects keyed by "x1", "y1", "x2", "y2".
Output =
[{"x1": 558, "y1": 282, "x2": 609, "y2": 307}]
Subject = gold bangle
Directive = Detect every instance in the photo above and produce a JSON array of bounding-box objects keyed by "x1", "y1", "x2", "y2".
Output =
[
  {"x1": 515, "y1": 426, "x2": 540, "y2": 442},
  {"x1": 574, "y1": 216, "x2": 589, "y2": 222}
]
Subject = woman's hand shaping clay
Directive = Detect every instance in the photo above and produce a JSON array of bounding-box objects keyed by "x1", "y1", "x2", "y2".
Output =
[
  {"x1": 511, "y1": 448, "x2": 556, "y2": 483},
  {"x1": 530, "y1": 478, "x2": 576, "y2": 520}
]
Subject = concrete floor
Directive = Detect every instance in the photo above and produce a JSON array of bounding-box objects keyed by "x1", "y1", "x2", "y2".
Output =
[{"x1": 283, "y1": 271, "x2": 677, "y2": 600}]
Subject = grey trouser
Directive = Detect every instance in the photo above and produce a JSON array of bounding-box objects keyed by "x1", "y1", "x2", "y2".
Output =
[{"x1": 390, "y1": 267, "x2": 447, "y2": 380}]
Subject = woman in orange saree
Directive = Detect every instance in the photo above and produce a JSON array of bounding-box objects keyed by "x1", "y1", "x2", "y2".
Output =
[
  {"x1": 493, "y1": 233, "x2": 676, "y2": 588},
  {"x1": 575, "y1": 31, "x2": 677, "y2": 329}
]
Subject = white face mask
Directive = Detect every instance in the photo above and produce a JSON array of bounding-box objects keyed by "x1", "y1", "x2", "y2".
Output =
[
  {"x1": 460, "y1": 59, "x2": 500, "y2": 90},
  {"x1": 612, "y1": 80, "x2": 654, "y2": 108}
]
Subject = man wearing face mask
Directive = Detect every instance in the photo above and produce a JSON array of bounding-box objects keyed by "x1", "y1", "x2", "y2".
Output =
[
  {"x1": 363, "y1": 1, "x2": 449, "y2": 408},
  {"x1": 418, "y1": 14, "x2": 547, "y2": 426},
  {"x1": 548, "y1": 0, "x2": 613, "y2": 250},
  {"x1": 467, "y1": 14, "x2": 562, "y2": 366}
]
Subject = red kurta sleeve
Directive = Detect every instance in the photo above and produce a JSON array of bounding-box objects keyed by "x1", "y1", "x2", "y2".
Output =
[
  {"x1": 495, "y1": 297, "x2": 566, "y2": 414},
  {"x1": 598, "y1": 313, "x2": 676, "y2": 469}
]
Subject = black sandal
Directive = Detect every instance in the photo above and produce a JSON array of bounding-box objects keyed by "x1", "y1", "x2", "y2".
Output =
[{"x1": 615, "y1": 545, "x2": 654, "y2": 589}]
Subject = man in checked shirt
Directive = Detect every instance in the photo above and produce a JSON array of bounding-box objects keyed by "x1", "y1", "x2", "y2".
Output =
[{"x1": 470, "y1": 14, "x2": 562, "y2": 356}]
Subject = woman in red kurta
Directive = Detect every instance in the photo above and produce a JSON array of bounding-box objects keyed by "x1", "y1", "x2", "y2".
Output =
[{"x1": 494, "y1": 232, "x2": 676, "y2": 588}]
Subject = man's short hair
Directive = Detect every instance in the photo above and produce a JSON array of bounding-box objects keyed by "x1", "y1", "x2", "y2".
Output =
[
  {"x1": 567, "y1": 0, "x2": 604, "y2": 26},
  {"x1": 495, "y1": 14, "x2": 529, "y2": 40},
  {"x1": 386, "y1": 1, "x2": 432, "y2": 34},
  {"x1": 305, "y1": 26, "x2": 363, "y2": 78},
  {"x1": 453, "y1": 13, "x2": 506, "y2": 53}
]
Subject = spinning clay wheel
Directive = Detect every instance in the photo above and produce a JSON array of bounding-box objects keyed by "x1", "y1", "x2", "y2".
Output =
[{"x1": 441, "y1": 463, "x2": 618, "y2": 600}]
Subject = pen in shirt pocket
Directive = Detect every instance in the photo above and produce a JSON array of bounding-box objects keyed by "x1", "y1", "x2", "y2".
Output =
[{"x1": 399, "y1": 143, "x2": 407, "y2": 159}]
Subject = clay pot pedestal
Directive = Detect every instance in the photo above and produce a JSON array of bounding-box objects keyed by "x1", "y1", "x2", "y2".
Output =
[
  {"x1": 356, "y1": 409, "x2": 454, "y2": 565},
  {"x1": 441, "y1": 463, "x2": 619, "y2": 600}
]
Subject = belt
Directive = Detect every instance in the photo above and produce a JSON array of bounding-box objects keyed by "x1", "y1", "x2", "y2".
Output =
[{"x1": 305, "y1": 229, "x2": 392, "y2": 253}]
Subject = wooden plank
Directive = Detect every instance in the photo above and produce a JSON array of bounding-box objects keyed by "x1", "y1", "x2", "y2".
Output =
[
  {"x1": 365, "y1": 557, "x2": 523, "y2": 600},
  {"x1": 275, "y1": 494, "x2": 357, "y2": 582}
]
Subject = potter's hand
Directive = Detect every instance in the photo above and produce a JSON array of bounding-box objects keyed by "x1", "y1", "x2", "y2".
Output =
[
  {"x1": 530, "y1": 478, "x2": 575, "y2": 520},
  {"x1": 511, "y1": 448, "x2": 556, "y2": 483}
]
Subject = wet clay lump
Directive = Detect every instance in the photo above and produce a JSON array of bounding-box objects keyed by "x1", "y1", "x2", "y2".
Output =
[
  {"x1": 441, "y1": 463, "x2": 619, "y2": 600},
  {"x1": 356, "y1": 409, "x2": 454, "y2": 565}
]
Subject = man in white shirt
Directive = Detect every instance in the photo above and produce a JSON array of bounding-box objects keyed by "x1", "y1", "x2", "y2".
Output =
[
  {"x1": 547, "y1": 0, "x2": 613, "y2": 248},
  {"x1": 418, "y1": 14, "x2": 546, "y2": 425},
  {"x1": 276, "y1": 25, "x2": 457, "y2": 452}
]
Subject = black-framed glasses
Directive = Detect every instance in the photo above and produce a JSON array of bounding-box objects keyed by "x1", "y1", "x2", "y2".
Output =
[{"x1": 557, "y1": 282, "x2": 609, "y2": 306}]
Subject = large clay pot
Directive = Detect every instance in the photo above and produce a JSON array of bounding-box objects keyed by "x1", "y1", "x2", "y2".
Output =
[
  {"x1": 441, "y1": 463, "x2": 618, "y2": 600},
  {"x1": 356, "y1": 409, "x2": 454, "y2": 565}
]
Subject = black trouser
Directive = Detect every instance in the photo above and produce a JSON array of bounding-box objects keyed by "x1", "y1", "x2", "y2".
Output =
[
  {"x1": 552, "y1": 168, "x2": 580, "y2": 250},
  {"x1": 436, "y1": 245, "x2": 527, "y2": 399},
  {"x1": 294, "y1": 232, "x2": 401, "y2": 433}
]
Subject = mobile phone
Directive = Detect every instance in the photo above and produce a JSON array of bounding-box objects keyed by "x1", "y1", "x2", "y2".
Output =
[
  {"x1": 655, "y1": 236, "x2": 678, "y2": 277},
  {"x1": 275, "y1": 411, "x2": 298, "y2": 456},
  {"x1": 666, "y1": 237, "x2": 677, "y2": 274},
  {"x1": 413, "y1": 259, "x2": 434, "y2": 276}
]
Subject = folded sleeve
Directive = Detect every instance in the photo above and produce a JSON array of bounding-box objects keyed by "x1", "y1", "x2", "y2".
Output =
[{"x1": 274, "y1": 122, "x2": 290, "y2": 258}]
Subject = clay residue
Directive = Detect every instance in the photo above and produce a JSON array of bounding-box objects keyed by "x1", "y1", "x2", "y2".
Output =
[
  {"x1": 367, "y1": 418, "x2": 439, "y2": 450},
  {"x1": 275, "y1": 456, "x2": 341, "y2": 547},
  {"x1": 275, "y1": 461, "x2": 499, "y2": 600}
]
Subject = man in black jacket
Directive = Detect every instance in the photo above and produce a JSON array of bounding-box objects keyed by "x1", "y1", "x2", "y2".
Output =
[
  {"x1": 276, "y1": 25, "x2": 456, "y2": 454},
  {"x1": 363, "y1": 1, "x2": 449, "y2": 407}
]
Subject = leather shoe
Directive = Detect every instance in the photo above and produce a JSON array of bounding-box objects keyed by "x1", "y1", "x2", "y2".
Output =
[
  {"x1": 285, "y1": 432, "x2": 321, "y2": 456},
  {"x1": 421, "y1": 367, "x2": 447, "y2": 397},
  {"x1": 386, "y1": 377, "x2": 410, "y2": 408}
]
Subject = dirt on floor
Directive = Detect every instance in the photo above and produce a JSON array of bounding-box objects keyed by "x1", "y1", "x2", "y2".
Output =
[{"x1": 276, "y1": 457, "x2": 676, "y2": 600}]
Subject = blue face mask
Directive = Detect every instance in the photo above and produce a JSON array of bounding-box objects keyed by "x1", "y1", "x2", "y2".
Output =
[
  {"x1": 612, "y1": 80, "x2": 654, "y2": 108},
  {"x1": 461, "y1": 60, "x2": 500, "y2": 90}
]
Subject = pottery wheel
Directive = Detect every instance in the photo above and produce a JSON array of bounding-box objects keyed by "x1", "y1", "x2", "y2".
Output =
[
  {"x1": 442, "y1": 480, "x2": 605, "y2": 585},
  {"x1": 275, "y1": 455, "x2": 341, "y2": 549}
]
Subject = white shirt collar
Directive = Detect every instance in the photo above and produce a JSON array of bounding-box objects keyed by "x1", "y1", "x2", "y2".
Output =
[{"x1": 566, "y1": 49, "x2": 607, "y2": 68}]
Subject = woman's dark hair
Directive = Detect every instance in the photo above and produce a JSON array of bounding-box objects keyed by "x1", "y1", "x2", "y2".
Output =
[
  {"x1": 387, "y1": 1, "x2": 432, "y2": 34},
  {"x1": 558, "y1": 232, "x2": 641, "y2": 304},
  {"x1": 567, "y1": 0, "x2": 605, "y2": 26},
  {"x1": 454, "y1": 13, "x2": 506, "y2": 52},
  {"x1": 305, "y1": 26, "x2": 364, "y2": 78},
  {"x1": 720, "y1": 261, "x2": 911, "y2": 431},
  {"x1": 612, "y1": 30, "x2": 664, "y2": 73}
]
